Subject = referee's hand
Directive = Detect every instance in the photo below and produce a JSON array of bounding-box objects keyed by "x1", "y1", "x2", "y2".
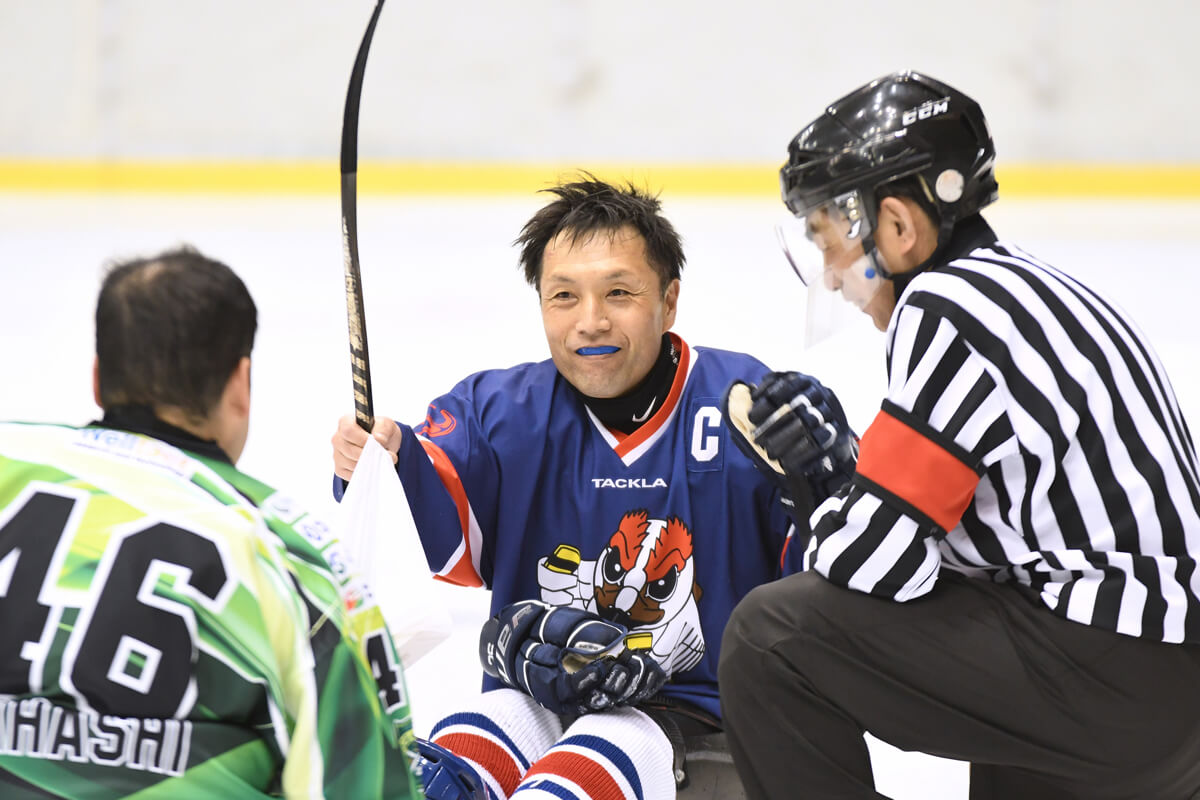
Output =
[{"x1": 331, "y1": 414, "x2": 401, "y2": 482}]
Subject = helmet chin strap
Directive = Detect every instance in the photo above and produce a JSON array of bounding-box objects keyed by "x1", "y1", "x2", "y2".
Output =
[{"x1": 858, "y1": 233, "x2": 895, "y2": 283}]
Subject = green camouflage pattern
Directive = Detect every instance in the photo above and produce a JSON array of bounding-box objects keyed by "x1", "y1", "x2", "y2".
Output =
[{"x1": 0, "y1": 422, "x2": 423, "y2": 798}]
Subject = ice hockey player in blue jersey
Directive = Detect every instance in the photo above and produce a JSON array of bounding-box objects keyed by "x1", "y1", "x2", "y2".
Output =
[{"x1": 331, "y1": 175, "x2": 855, "y2": 800}]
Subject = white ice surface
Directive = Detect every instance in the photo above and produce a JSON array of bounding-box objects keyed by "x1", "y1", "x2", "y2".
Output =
[{"x1": 3, "y1": 192, "x2": 1198, "y2": 799}]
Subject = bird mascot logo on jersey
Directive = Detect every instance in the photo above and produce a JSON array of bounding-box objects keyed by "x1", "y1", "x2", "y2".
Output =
[{"x1": 536, "y1": 509, "x2": 705, "y2": 675}]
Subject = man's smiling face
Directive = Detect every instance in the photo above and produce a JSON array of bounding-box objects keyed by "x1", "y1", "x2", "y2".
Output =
[{"x1": 539, "y1": 225, "x2": 678, "y2": 399}]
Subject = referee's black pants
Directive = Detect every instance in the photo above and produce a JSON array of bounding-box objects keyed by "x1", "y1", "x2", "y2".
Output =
[{"x1": 718, "y1": 570, "x2": 1200, "y2": 799}]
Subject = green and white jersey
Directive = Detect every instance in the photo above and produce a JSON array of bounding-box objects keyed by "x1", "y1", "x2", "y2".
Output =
[{"x1": 0, "y1": 422, "x2": 423, "y2": 799}]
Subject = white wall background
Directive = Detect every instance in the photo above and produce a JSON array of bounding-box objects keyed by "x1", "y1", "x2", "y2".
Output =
[{"x1": 1, "y1": 0, "x2": 1197, "y2": 163}]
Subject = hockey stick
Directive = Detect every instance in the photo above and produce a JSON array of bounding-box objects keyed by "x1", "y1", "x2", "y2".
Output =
[{"x1": 340, "y1": 0, "x2": 387, "y2": 433}]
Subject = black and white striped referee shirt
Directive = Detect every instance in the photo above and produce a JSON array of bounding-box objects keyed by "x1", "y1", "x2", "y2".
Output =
[{"x1": 804, "y1": 215, "x2": 1200, "y2": 643}]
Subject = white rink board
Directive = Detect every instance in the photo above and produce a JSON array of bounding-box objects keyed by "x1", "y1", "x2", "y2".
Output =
[
  {"x1": 3, "y1": 1, "x2": 1198, "y2": 164},
  {"x1": 3, "y1": 193, "x2": 1199, "y2": 798}
]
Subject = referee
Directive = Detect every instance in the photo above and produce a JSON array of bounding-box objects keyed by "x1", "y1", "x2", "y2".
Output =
[{"x1": 718, "y1": 71, "x2": 1200, "y2": 799}]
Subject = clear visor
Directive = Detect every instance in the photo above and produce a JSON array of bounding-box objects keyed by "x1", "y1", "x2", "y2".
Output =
[{"x1": 775, "y1": 190, "x2": 888, "y2": 346}]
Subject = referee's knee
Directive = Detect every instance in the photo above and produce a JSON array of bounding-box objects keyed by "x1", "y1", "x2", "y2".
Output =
[{"x1": 720, "y1": 572, "x2": 837, "y2": 674}]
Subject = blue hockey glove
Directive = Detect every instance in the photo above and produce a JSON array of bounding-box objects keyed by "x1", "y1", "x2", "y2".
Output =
[
  {"x1": 479, "y1": 600, "x2": 666, "y2": 716},
  {"x1": 417, "y1": 738, "x2": 491, "y2": 800},
  {"x1": 723, "y1": 371, "x2": 857, "y2": 506}
]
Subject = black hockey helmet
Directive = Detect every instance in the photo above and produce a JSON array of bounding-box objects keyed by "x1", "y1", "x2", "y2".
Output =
[{"x1": 779, "y1": 71, "x2": 998, "y2": 245}]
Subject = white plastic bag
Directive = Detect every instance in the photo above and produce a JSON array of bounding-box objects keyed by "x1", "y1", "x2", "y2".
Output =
[{"x1": 338, "y1": 435, "x2": 453, "y2": 667}]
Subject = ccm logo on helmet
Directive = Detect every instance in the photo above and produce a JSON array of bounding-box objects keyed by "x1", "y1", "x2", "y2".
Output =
[{"x1": 903, "y1": 97, "x2": 950, "y2": 127}]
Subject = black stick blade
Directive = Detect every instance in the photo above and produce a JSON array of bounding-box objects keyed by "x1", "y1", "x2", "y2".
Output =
[{"x1": 340, "y1": 0, "x2": 386, "y2": 433}]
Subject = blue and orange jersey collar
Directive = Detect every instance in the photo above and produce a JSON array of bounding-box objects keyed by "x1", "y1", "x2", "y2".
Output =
[{"x1": 590, "y1": 333, "x2": 693, "y2": 465}]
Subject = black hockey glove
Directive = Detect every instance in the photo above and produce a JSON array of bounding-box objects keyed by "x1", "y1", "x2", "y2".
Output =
[
  {"x1": 479, "y1": 600, "x2": 666, "y2": 716},
  {"x1": 723, "y1": 371, "x2": 857, "y2": 514}
]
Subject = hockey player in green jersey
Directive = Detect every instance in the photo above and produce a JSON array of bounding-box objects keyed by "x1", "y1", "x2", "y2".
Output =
[{"x1": 0, "y1": 247, "x2": 423, "y2": 799}]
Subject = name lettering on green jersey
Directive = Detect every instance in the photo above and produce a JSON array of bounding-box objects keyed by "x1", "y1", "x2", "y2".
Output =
[{"x1": 0, "y1": 696, "x2": 192, "y2": 776}]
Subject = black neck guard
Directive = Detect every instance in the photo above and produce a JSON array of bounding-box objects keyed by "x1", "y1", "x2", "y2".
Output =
[
  {"x1": 92, "y1": 404, "x2": 233, "y2": 464},
  {"x1": 891, "y1": 214, "x2": 999, "y2": 299},
  {"x1": 575, "y1": 334, "x2": 680, "y2": 435}
]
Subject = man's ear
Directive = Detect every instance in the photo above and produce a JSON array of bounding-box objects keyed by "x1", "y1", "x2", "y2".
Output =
[
  {"x1": 225, "y1": 356, "x2": 251, "y2": 419},
  {"x1": 662, "y1": 278, "x2": 680, "y2": 331},
  {"x1": 878, "y1": 196, "x2": 918, "y2": 252},
  {"x1": 878, "y1": 196, "x2": 912, "y2": 245},
  {"x1": 92, "y1": 356, "x2": 102, "y2": 408},
  {"x1": 211, "y1": 356, "x2": 252, "y2": 465}
]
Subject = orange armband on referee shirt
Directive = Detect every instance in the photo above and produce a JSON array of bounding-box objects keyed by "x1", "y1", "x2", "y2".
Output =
[{"x1": 854, "y1": 406, "x2": 981, "y2": 533}]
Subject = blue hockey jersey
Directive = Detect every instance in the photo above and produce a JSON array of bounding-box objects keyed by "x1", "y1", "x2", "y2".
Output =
[{"x1": 355, "y1": 335, "x2": 800, "y2": 719}]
